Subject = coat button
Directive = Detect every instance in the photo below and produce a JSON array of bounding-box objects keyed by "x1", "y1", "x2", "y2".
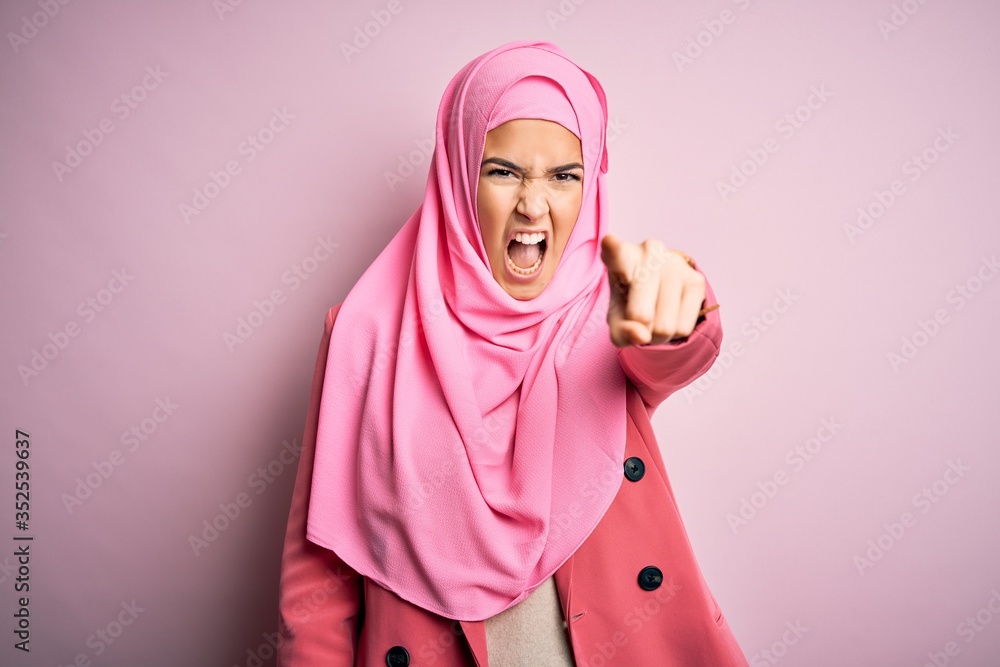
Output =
[
  {"x1": 386, "y1": 645, "x2": 410, "y2": 666},
  {"x1": 638, "y1": 566, "x2": 663, "y2": 591},
  {"x1": 624, "y1": 456, "x2": 645, "y2": 482}
]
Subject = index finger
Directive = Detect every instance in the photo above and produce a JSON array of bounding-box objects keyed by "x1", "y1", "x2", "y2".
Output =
[{"x1": 600, "y1": 234, "x2": 642, "y2": 288}]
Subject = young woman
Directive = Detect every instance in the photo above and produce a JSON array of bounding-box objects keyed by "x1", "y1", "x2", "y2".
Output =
[{"x1": 277, "y1": 40, "x2": 749, "y2": 666}]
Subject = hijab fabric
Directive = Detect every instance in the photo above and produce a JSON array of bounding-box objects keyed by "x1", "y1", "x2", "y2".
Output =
[{"x1": 306, "y1": 40, "x2": 627, "y2": 621}]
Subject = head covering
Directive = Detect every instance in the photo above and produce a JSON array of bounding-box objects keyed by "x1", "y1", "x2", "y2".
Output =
[{"x1": 306, "y1": 40, "x2": 627, "y2": 621}]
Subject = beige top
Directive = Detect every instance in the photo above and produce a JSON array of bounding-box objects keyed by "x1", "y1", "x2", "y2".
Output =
[{"x1": 483, "y1": 575, "x2": 576, "y2": 667}]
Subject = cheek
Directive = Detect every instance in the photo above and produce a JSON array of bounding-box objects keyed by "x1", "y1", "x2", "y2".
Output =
[
  {"x1": 552, "y1": 194, "x2": 582, "y2": 253},
  {"x1": 476, "y1": 184, "x2": 507, "y2": 254}
]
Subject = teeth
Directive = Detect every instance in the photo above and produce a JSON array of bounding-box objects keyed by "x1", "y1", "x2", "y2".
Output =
[{"x1": 513, "y1": 232, "x2": 544, "y2": 245}]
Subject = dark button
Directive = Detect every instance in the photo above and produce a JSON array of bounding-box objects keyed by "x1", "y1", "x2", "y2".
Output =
[
  {"x1": 386, "y1": 645, "x2": 410, "y2": 666},
  {"x1": 624, "y1": 456, "x2": 645, "y2": 482},
  {"x1": 638, "y1": 566, "x2": 663, "y2": 591}
]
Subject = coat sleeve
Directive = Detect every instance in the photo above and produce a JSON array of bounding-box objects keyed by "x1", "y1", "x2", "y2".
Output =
[
  {"x1": 277, "y1": 304, "x2": 364, "y2": 666},
  {"x1": 616, "y1": 261, "x2": 723, "y2": 413}
]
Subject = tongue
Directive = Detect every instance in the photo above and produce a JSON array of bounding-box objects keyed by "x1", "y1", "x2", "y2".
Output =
[{"x1": 508, "y1": 240, "x2": 540, "y2": 269}]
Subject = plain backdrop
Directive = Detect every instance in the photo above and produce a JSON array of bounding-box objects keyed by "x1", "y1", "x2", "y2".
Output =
[{"x1": 2, "y1": 1, "x2": 999, "y2": 665}]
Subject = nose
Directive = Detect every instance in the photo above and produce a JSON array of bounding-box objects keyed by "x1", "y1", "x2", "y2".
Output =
[{"x1": 515, "y1": 178, "x2": 550, "y2": 221}]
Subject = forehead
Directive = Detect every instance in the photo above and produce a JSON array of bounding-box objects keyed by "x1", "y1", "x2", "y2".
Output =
[{"x1": 483, "y1": 119, "x2": 581, "y2": 156}]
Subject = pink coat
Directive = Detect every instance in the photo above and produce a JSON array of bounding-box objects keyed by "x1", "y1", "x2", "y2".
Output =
[{"x1": 277, "y1": 274, "x2": 749, "y2": 666}]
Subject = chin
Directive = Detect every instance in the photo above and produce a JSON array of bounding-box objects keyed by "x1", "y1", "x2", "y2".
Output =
[
  {"x1": 508, "y1": 289, "x2": 539, "y2": 301},
  {"x1": 502, "y1": 277, "x2": 549, "y2": 300}
]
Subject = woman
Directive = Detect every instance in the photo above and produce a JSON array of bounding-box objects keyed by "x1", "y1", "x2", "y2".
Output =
[{"x1": 277, "y1": 40, "x2": 749, "y2": 666}]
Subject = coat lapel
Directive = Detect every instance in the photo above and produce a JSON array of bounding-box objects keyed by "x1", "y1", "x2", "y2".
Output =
[{"x1": 459, "y1": 619, "x2": 489, "y2": 666}]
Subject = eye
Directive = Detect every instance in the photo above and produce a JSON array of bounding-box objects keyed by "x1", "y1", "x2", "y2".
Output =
[
  {"x1": 554, "y1": 172, "x2": 582, "y2": 183},
  {"x1": 487, "y1": 168, "x2": 514, "y2": 178}
]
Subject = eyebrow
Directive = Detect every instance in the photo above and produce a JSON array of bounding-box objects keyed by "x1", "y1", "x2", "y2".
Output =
[{"x1": 480, "y1": 157, "x2": 584, "y2": 174}]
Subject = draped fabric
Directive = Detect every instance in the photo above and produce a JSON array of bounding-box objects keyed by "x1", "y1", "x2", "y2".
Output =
[{"x1": 306, "y1": 40, "x2": 627, "y2": 621}]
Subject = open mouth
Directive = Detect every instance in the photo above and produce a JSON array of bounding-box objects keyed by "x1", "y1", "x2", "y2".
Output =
[{"x1": 505, "y1": 232, "x2": 547, "y2": 277}]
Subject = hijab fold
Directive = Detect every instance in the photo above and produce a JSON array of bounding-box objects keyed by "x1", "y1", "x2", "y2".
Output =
[{"x1": 306, "y1": 40, "x2": 627, "y2": 621}]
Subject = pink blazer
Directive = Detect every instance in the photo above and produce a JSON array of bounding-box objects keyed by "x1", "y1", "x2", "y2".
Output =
[{"x1": 277, "y1": 272, "x2": 749, "y2": 666}]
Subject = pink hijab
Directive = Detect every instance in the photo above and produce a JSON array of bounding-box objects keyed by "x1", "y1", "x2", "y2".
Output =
[{"x1": 306, "y1": 40, "x2": 627, "y2": 621}]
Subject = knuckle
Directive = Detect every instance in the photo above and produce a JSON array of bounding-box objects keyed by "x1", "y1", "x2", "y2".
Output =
[
  {"x1": 625, "y1": 303, "x2": 652, "y2": 324},
  {"x1": 674, "y1": 323, "x2": 694, "y2": 338},
  {"x1": 654, "y1": 321, "x2": 677, "y2": 338},
  {"x1": 686, "y1": 278, "x2": 706, "y2": 296},
  {"x1": 643, "y1": 238, "x2": 666, "y2": 253}
]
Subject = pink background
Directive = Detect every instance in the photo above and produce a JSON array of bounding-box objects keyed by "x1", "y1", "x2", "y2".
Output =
[{"x1": 2, "y1": 1, "x2": 999, "y2": 665}]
